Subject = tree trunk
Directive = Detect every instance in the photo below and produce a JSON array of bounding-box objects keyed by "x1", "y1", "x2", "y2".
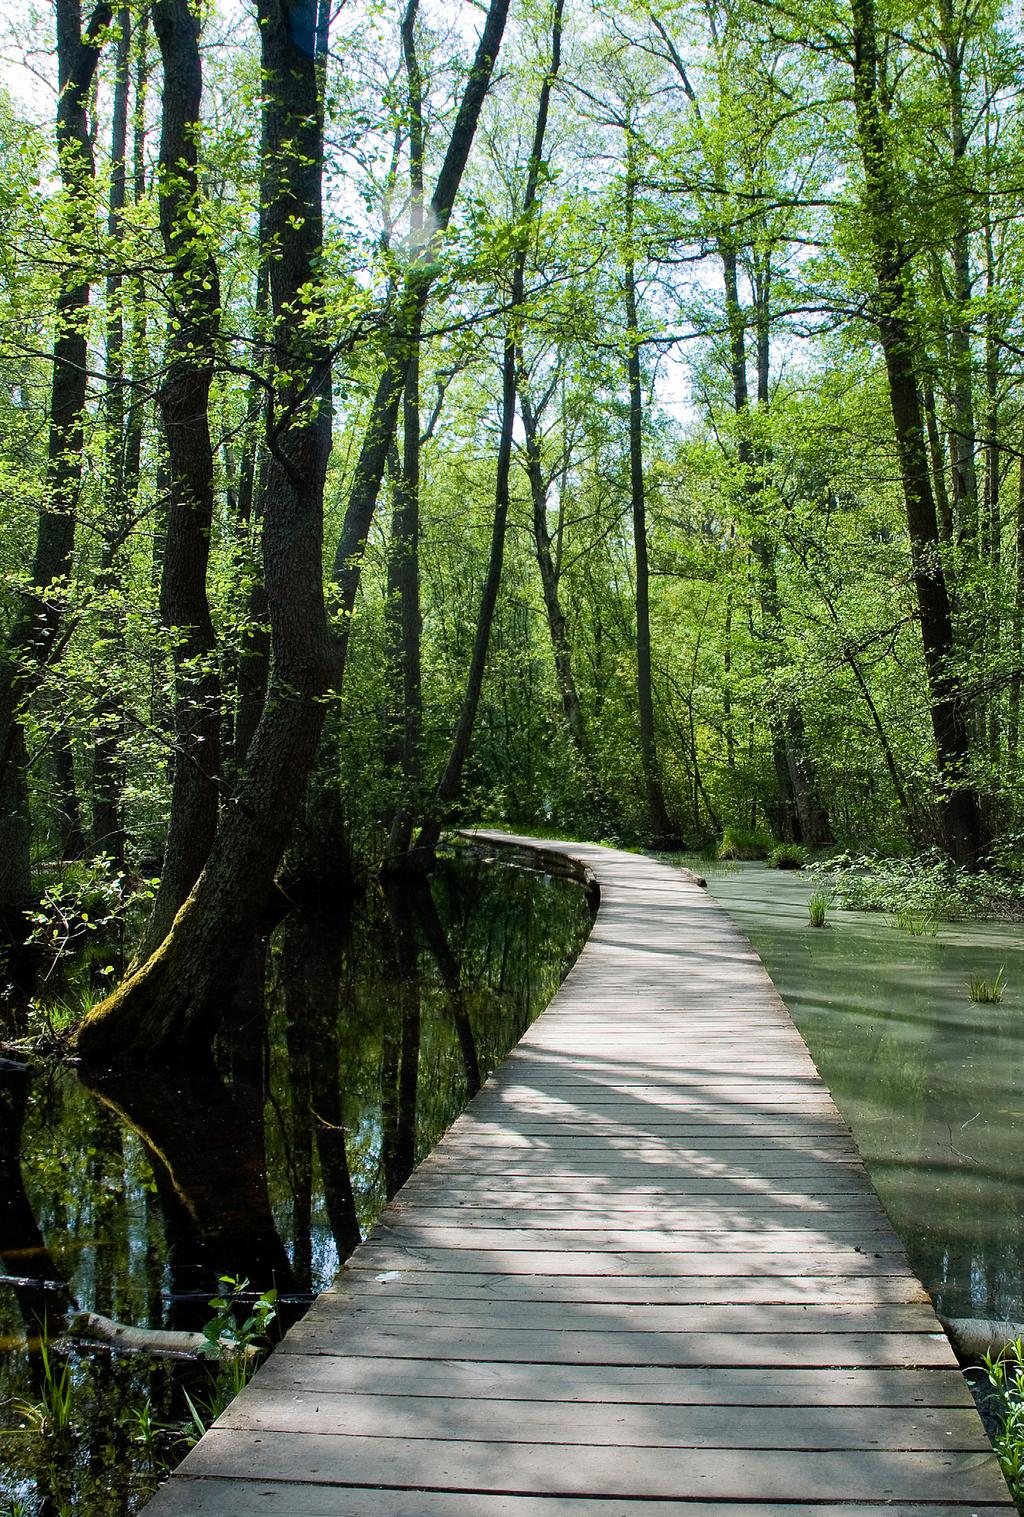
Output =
[
  {"x1": 850, "y1": 0, "x2": 986, "y2": 867},
  {"x1": 134, "y1": 0, "x2": 222, "y2": 962},
  {"x1": 938, "y1": 0, "x2": 980, "y2": 552},
  {"x1": 329, "y1": 0, "x2": 512, "y2": 691},
  {"x1": 52, "y1": 729, "x2": 86, "y2": 859},
  {"x1": 1007, "y1": 452, "x2": 1024, "y2": 777},
  {"x1": 384, "y1": 0, "x2": 425, "y2": 864},
  {"x1": 521, "y1": 387, "x2": 601, "y2": 806},
  {"x1": 412, "y1": 0, "x2": 559, "y2": 858},
  {"x1": 75, "y1": 0, "x2": 333, "y2": 1064},
  {"x1": 923, "y1": 381, "x2": 954, "y2": 544},
  {"x1": 624, "y1": 136, "x2": 675, "y2": 847},
  {"x1": 0, "y1": 0, "x2": 111, "y2": 926},
  {"x1": 91, "y1": 7, "x2": 132, "y2": 866}
]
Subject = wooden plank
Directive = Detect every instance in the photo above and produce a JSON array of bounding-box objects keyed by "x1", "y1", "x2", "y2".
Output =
[
  {"x1": 366, "y1": 1226, "x2": 903, "y2": 1252},
  {"x1": 143, "y1": 1482, "x2": 1015, "y2": 1516},
  {"x1": 176, "y1": 1430, "x2": 1012, "y2": 1503},
  {"x1": 220, "y1": 1390, "x2": 992, "y2": 1451},
  {"x1": 327, "y1": 1272, "x2": 931, "y2": 1305},
  {"x1": 143, "y1": 835, "x2": 1011, "y2": 1514},
  {"x1": 385, "y1": 1208, "x2": 897, "y2": 1231},
  {"x1": 275, "y1": 1321, "x2": 958, "y2": 1369},
  {"x1": 253, "y1": 1354, "x2": 978, "y2": 1407},
  {"x1": 348, "y1": 1247, "x2": 911, "y2": 1276},
  {"x1": 312, "y1": 1299, "x2": 940, "y2": 1333}
]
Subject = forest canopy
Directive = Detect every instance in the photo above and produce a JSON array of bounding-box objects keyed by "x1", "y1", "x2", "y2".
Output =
[{"x1": 1, "y1": 0, "x2": 1022, "y2": 1057}]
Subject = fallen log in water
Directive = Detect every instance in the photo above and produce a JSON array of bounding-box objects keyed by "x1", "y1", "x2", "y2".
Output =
[
  {"x1": 66, "y1": 1311, "x2": 255, "y2": 1362},
  {"x1": 941, "y1": 1315, "x2": 1024, "y2": 1362}
]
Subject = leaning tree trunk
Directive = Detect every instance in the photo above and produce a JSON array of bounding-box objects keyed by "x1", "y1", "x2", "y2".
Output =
[
  {"x1": 330, "y1": 0, "x2": 512, "y2": 693},
  {"x1": 133, "y1": 0, "x2": 223, "y2": 963},
  {"x1": 0, "y1": 0, "x2": 110, "y2": 932},
  {"x1": 414, "y1": 0, "x2": 563, "y2": 859},
  {"x1": 850, "y1": 0, "x2": 986, "y2": 867}
]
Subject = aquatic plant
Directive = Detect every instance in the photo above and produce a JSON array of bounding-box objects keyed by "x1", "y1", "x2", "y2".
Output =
[
  {"x1": 179, "y1": 1275, "x2": 281, "y2": 1445},
  {"x1": 982, "y1": 1338, "x2": 1024, "y2": 1502},
  {"x1": 767, "y1": 843, "x2": 809, "y2": 870},
  {"x1": 199, "y1": 1276, "x2": 277, "y2": 1372},
  {"x1": 888, "y1": 906, "x2": 938, "y2": 936},
  {"x1": 969, "y1": 967, "x2": 1006, "y2": 1004},
  {"x1": 12, "y1": 1334, "x2": 74, "y2": 1436},
  {"x1": 807, "y1": 891, "x2": 830, "y2": 927}
]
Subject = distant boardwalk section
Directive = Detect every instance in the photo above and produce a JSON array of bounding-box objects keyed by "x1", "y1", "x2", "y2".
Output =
[{"x1": 146, "y1": 833, "x2": 1012, "y2": 1514}]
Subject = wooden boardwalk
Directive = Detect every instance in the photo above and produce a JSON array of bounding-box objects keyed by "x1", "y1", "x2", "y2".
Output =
[{"x1": 147, "y1": 835, "x2": 1012, "y2": 1515}]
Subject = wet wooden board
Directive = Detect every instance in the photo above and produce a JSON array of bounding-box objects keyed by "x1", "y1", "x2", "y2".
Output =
[
  {"x1": 145, "y1": 1489, "x2": 1014, "y2": 1517},
  {"x1": 144, "y1": 834, "x2": 1012, "y2": 1515}
]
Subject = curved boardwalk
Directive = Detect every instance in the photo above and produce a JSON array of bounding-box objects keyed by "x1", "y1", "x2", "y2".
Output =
[{"x1": 147, "y1": 835, "x2": 1012, "y2": 1515}]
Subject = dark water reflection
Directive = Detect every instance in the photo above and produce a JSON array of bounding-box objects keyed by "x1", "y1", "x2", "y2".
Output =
[
  {"x1": 0, "y1": 851, "x2": 593, "y2": 1515},
  {"x1": 695, "y1": 861, "x2": 1024, "y2": 1327}
]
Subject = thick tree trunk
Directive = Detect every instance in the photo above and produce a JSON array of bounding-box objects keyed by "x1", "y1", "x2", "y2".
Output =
[
  {"x1": 75, "y1": 0, "x2": 333, "y2": 1063},
  {"x1": 52, "y1": 729, "x2": 86, "y2": 858},
  {"x1": 134, "y1": 0, "x2": 222, "y2": 961},
  {"x1": 850, "y1": 0, "x2": 986, "y2": 867},
  {"x1": 0, "y1": 0, "x2": 110, "y2": 926}
]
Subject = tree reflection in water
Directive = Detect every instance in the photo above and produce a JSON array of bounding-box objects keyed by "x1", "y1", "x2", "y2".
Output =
[{"x1": 0, "y1": 852, "x2": 593, "y2": 1516}]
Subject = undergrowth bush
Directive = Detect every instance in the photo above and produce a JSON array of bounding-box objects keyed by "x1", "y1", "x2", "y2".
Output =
[
  {"x1": 718, "y1": 824, "x2": 774, "y2": 861},
  {"x1": 808, "y1": 850, "x2": 1024, "y2": 922},
  {"x1": 767, "y1": 843, "x2": 809, "y2": 870}
]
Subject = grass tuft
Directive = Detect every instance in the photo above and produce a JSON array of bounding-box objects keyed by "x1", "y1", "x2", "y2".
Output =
[{"x1": 968, "y1": 966, "x2": 1006, "y2": 1004}]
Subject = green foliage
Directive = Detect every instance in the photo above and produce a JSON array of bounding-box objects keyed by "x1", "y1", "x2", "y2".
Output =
[
  {"x1": 767, "y1": 843, "x2": 808, "y2": 870},
  {"x1": 810, "y1": 852, "x2": 1023, "y2": 922},
  {"x1": 181, "y1": 1274, "x2": 280, "y2": 1439},
  {"x1": 198, "y1": 1276, "x2": 277, "y2": 1371},
  {"x1": 718, "y1": 825, "x2": 774, "y2": 861},
  {"x1": 807, "y1": 890, "x2": 830, "y2": 927},
  {"x1": 968, "y1": 967, "x2": 1006, "y2": 1004},
  {"x1": 982, "y1": 1339, "x2": 1024, "y2": 1503}
]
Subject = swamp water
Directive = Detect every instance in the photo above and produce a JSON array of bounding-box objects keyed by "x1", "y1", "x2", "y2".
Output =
[
  {"x1": 694, "y1": 860, "x2": 1024, "y2": 1327},
  {"x1": 0, "y1": 851, "x2": 593, "y2": 1516}
]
